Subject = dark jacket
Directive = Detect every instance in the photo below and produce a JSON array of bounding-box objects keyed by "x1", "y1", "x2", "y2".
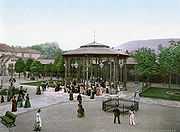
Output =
[
  {"x1": 77, "y1": 94, "x2": 82, "y2": 101},
  {"x1": 113, "y1": 108, "x2": 120, "y2": 116}
]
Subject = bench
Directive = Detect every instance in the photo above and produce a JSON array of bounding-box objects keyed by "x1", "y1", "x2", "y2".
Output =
[{"x1": 0, "y1": 111, "x2": 17, "y2": 128}]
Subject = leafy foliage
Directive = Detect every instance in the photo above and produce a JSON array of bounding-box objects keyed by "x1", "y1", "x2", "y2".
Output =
[
  {"x1": 25, "y1": 58, "x2": 33, "y2": 72},
  {"x1": 15, "y1": 58, "x2": 25, "y2": 75},
  {"x1": 133, "y1": 48, "x2": 159, "y2": 81},
  {"x1": 158, "y1": 47, "x2": 176, "y2": 75},
  {"x1": 30, "y1": 60, "x2": 42, "y2": 75},
  {"x1": 31, "y1": 42, "x2": 62, "y2": 59}
]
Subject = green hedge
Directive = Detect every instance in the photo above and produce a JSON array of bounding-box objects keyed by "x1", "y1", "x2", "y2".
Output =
[
  {"x1": 21, "y1": 81, "x2": 43, "y2": 86},
  {"x1": 0, "y1": 88, "x2": 20, "y2": 96},
  {"x1": 21, "y1": 80, "x2": 65, "y2": 87}
]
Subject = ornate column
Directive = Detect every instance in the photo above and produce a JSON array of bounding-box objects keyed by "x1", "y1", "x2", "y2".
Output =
[
  {"x1": 109, "y1": 58, "x2": 112, "y2": 82},
  {"x1": 113, "y1": 58, "x2": 116, "y2": 84},
  {"x1": 86, "y1": 56, "x2": 89, "y2": 82},
  {"x1": 123, "y1": 58, "x2": 127, "y2": 90}
]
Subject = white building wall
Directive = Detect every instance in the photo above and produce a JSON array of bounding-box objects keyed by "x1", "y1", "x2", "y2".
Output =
[
  {"x1": 16, "y1": 52, "x2": 23, "y2": 57},
  {"x1": 31, "y1": 53, "x2": 41, "y2": 59},
  {"x1": 24, "y1": 53, "x2": 30, "y2": 58}
]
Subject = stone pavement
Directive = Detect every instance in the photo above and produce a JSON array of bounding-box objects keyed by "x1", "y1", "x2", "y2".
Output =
[
  {"x1": 0, "y1": 80, "x2": 180, "y2": 131},
  {"x1": 1, "y1": 85, "x2": 180, "y2": 116},
  {"x1": 1, "y1": 100, "x2": 179, "y2": 132}
]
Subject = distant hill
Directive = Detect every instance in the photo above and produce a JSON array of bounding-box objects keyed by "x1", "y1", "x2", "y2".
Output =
[
  {"x1": 30, "y1": 42, "x2": 63, "y2": 59},
  {"x1": 116, "y1": 38, "x2": 180, "y2": 52}
]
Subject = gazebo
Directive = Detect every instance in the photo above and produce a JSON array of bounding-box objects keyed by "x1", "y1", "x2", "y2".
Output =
[{"x1": 63, "y1": 41, "x2": 129, "y2": 89}]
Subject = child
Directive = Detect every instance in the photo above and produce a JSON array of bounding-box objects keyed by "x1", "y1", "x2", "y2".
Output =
[
  {"x1": 129, "y1": 110, "x2": 136, "y2": 126},
  {"x1": 33, "y1": 109, "x2": 42, "y2": 131}
]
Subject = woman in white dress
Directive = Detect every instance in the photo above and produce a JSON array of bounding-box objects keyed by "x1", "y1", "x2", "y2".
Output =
[
  {"x1": 34, "y1": 109, "x2": 42, "y2": 131},
  {"x1": 129, "y1": 110, "x2": 136, "y2": 126}
]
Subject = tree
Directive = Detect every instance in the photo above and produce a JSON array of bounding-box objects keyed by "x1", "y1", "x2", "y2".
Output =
[
  {"x1": 24, "y1": 58, "x2": 33, "y2": 78},
  {"x1": 30, "y1": 61, "x2": 42, "y2": 78},
  {"x1": 159, "y1": 41, "x2": 180, "y2": 88},
  {"x1": 25, "y1": 58, "x2": 33, "y2": 72},
  {"x1": 55, "y1": 56, "x2": 65, "y2": 78},
  {"x1": 31, "y1": 42, "x2": 62, "y2": 59},
  {"x1": 133, "y1": 48, "x2": 159, "y2": 88},
  {"x1": 15, "y1": 58, "x2": 25, "y2": 78},
  {"x1": 52, "y1": 53, "x2": 65, "y2": 78}
]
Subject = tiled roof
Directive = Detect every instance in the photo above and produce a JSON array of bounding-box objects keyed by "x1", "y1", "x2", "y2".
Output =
[
  {"x1": 0, "y1": 43, "x2": 40, "y2": 54},
  {"x1": 14, "y1": 47, "x2": 41, "y2": 54},
  {"x1": 0, "y1": 43, "x2": 13, "y2": 52}
]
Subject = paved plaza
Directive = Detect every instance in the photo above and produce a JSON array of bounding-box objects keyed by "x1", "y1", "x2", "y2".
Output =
[
  {"x1": 0, "y1": 79, "x2": 180, "y2": 132},
  {"x1": 1, "y1": 99, "x2": 179, "y2": 132}
]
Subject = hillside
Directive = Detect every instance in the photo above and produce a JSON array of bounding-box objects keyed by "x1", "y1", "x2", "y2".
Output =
[
  {"x1": 30, "y1": 42, "x2": 63, "y2": 59},
  {"x1": 116, "y1": 38, "x2": 180, "y2": 52}
]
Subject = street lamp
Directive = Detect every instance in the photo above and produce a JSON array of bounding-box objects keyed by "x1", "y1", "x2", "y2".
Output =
[
  {"x1": 74, "y1": 62, "x2": 78, "y2": 69},
  {"x1": 71, "y1": 62, "x2": 79, "y2": 79},
  {"x1": 71, "y1": 63, "x2": 74, "y2": 68},
  {"x1": 99, "y1": 62, "x2": 104, "y2": 80},
  {"x1": 119, "y1": 60, "x2": 124, "y2": 91},
  {"x1": 99, "y1": 62, "x2": 104, "y2": 69}
]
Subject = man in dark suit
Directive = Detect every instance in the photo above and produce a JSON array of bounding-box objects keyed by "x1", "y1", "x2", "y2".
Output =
[
  {"x1": 77, "y1": 93, "x2": 82, "y2": 104},
  {"x1": 113, "y1": 106, "x2": 121, "y2": 124}
]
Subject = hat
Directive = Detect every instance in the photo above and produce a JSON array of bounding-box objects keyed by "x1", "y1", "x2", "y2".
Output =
[{"x1": 37, "y1": 109, "x2": 41, "y2": 113}]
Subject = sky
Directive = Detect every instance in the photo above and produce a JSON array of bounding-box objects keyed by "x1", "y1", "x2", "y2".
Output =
[{"x1": 0, "y1": 0, "x2": 180, "y2": 50}]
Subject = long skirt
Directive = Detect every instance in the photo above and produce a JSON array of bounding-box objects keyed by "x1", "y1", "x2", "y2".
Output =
[{"x1": 24, "y1": 100, "x2": 31, "y2": 108}]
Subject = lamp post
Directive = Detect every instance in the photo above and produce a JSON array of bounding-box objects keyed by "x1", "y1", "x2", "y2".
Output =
[
  {"x1": 71, "y1": 62, "x2": 78, "y2": 79},
  {"x1": 99, "y1": 62, "x2": 104, "y2": 80},
  {"x1": 74, "y1": 62, "x2": 78, "y2": 69},
  {"x1": 74, "y1": 62, "x2": 78, "y2": 80},
  {"x1": 119, "y1": 60, "x2": 123, "y2": 89}
]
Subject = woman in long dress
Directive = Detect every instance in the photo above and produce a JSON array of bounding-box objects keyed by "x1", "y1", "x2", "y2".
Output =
[
  {"x1": 17, "y1": 95, "x2": 23, "y2": 108},
  {"x1": 11, "y1": 96, "x2": 17, "y2": 112},
  {"x1": 34, "y1": 109, "x2": 42, "y2": 131},
  {"x1": 24, "y1": 94, "x2": 31, "y2": 108},
  {"x1": 129, "y1": 110, "x2": 136, "y2": 126},
  {"x1": 77, "y1": 104, "x2": 85, "y2": 118}
]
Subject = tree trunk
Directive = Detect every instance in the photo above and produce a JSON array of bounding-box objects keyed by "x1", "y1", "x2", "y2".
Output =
[{"x1": 19, "y1": 73, "x2": 20, "y2": 79}]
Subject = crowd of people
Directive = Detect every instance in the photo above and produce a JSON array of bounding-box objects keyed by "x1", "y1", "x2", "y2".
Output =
[
  {"x1": 0, "y1": 78, "x2": 137, "y2": 132},
  {"x1": 11, "y1": 90, "x2": 31, "y2": 112}
]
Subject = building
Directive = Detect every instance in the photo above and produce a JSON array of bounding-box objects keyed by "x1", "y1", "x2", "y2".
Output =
[
  {"x1": 63, "y1": 41, "x2": 129, "y2": 89},
  {"x1": 0, "y1": 43, "x2": 41, "y2": 76},
  {"x1": 14, "y1": 47, "x2": 41, "y2": 59}
]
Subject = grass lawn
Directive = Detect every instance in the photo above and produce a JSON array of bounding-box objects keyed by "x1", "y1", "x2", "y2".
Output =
[
  {"x1": 20, "y1": 81, "x2": 43, "y2": 86},
  {"x1": 20, "y1": 80, "x2": 63, "y2": 87},
  {"x1": 142, "y1": 87, "x2": 180, "y2": 101}
]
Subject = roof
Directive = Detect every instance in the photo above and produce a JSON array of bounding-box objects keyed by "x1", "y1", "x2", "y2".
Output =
[
  {"x1": 14, "y1": 47, "x2": 41, "y2": 54},
  {"x1": 0, "y1": 43, "x2": 13, "y2": 52},
  {"x1": 80, "y1": 41, "x2": 109, "y2": 48},
  {"x1": 63, "y1": 41, "x2": 129, "y2": 57},
  {"x1": 0, "y1": 43, "x2": 40, "y2": 54}
]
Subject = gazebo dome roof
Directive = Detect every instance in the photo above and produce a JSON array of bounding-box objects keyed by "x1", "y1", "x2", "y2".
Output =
[
  {"x1": 80, "y1": 41, "x2": 109, "y2": 48},
  {"x1": 63, "y1": 41, "x2": 128, "y2": 57}
]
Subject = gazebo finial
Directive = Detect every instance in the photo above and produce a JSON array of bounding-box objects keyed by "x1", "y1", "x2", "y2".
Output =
[{"x1": 93, "y1": 31, "x2": 96, "y2": 43}]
